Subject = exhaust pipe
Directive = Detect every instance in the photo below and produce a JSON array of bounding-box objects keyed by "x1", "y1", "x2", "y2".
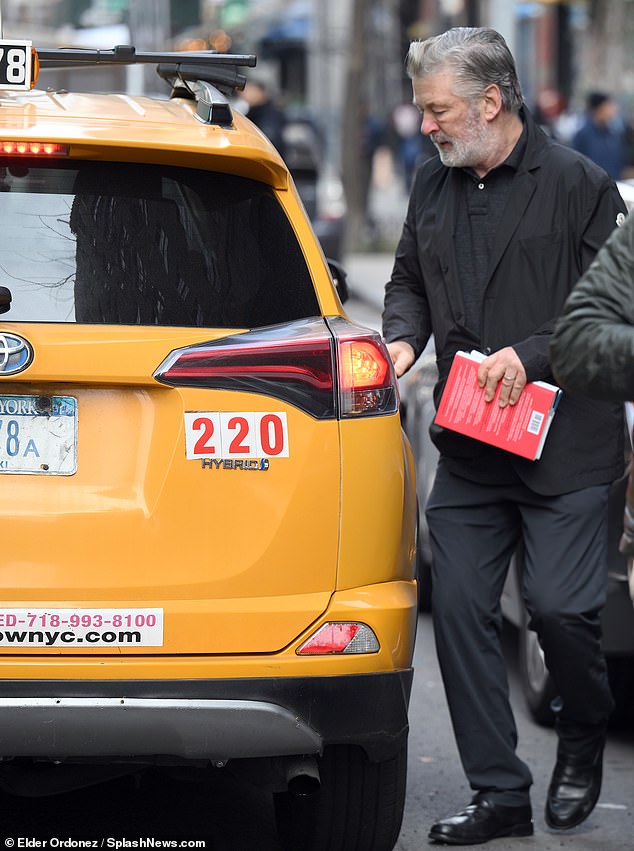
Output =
[{"x1": 285, "y1": 756, "x2": 320, "y2": 796}]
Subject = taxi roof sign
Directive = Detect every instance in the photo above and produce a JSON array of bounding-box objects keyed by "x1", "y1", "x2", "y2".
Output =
[
  {"x1": 0, "y1": 40, "x2": 36, "y2": 91},
  {"x1": 0, "y1": 40, "x2": 257, "y2": 126}
]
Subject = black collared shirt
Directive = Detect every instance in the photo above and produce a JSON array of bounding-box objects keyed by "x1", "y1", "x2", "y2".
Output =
[
  {"x1": 456, "y1": 124, "x2": 527, "y2": 338},
  {"x1": 451, "y1": 125, "x2": 528, "y2": 483}
]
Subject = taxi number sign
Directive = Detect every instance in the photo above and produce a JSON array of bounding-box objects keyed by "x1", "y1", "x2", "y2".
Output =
[
  {"x1": 0, "y1": 40, "x2": 33, "y2": 91},
  {"x1": 184, "y1": 411, "x2": 289, "y2": 459},
  {"x1": 0, "y1": 395, "x2": 77, "y2": 475}
]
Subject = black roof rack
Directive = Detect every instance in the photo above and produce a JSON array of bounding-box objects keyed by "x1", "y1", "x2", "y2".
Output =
[{"x1": 37, "y1": 45, "x2": 257, "y2": 126}]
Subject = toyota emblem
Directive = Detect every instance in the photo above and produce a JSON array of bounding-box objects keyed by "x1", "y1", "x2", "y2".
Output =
[{"x1": 0, "y1": 333, "x2": 33, "y2": 375}]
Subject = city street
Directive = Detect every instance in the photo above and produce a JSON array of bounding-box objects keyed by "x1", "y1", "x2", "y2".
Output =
[
  {"x1": 400, "y1": 616, "x2": 634, "y2": 851},
  {"x1": 1, "y1": 614, "x2": 632, "y2": 849},
  {"x1": 0, "y1": 263, "x2": 631, "y2": 850},
  {"x1": 0, "y1": 2, "x2": 632, "y2": 849}
]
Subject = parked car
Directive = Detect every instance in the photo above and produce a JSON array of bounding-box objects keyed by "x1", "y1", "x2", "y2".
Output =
[
  {"x1": 402, "y1": 181, "x2": 634, "y2": 724},
  {"x1": 0, "y1": 40, "x2": 417, "y2": 851},
  {"x1": 282, "y1": 111, "x2": 346, "y2": 262}
]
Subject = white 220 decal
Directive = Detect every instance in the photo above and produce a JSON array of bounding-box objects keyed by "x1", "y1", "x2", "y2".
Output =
[{"x1": 184, "y1": 412, "x2": 289, "y2": 459}]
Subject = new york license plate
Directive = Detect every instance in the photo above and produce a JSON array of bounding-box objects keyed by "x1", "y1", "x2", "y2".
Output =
[{"x1": 0, "y1": 395, "x2": 77, "y2": 474}]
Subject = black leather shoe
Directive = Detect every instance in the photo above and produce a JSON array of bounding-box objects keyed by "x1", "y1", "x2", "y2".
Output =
[
  {"x1": 429, "y1": 793, "x2": 533, "y2": 845},
  {"x1": 545, "y1": 735, "x2": 605, "y2": 830}
]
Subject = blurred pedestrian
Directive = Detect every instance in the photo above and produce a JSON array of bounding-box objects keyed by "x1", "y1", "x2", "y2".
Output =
[
  {"x1": 572, "y1": 91, "x2": 627, "y2": 180},
  {"x1": 391, "y1": 102, "x2": 434, "y2": 189},
  {"x1": 359, "y1": 105, "x2": 386, "y2": 237},
  {"x1": 241, "y1": 77, "x2": 287, "y2": 157},
  {"x1": 531, "y1": 87, "x2": 565, "y2": 139},
  {"x1": 382, "y1": 26, "x2": 626, "y2": 845}
]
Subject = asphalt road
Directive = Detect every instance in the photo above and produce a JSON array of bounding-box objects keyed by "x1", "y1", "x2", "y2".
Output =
[
  {"x1": 1, "y1": 613, "x2": 632, "y2": 849},
  {"x1": 400, "y1": 614, "x2": 634, "y2": 851}
]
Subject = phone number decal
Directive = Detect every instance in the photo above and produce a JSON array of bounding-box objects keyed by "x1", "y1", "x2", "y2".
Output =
[
  {"x1": 0, "y1": 608, "x2": 164, "y2": 647},
  {"x1": 184, "y1": 411, "x2": 289, "y2": 459}
]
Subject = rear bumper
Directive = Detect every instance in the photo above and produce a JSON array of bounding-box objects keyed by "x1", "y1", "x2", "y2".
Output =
[{"x1": 0, "y1": 670, "x2": 413, "y2": 763}]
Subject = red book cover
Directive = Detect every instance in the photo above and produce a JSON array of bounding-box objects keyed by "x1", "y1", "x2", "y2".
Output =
[{"x1": 434, "y1": 351, "x2": 562, "y2": 461}]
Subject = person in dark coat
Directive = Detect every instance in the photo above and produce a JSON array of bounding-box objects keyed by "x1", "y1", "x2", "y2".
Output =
[
  {"x1": 382, "y1": 27, "x2": 626, "y2": 845},
  {"x1": 241, "y1": 78, "x2": 287, "y2": 157},
  {"x1": 572, "y1": 91, "x2": 626, "y2": 180}
]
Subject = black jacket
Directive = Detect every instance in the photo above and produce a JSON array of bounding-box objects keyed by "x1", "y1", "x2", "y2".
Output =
[
  {"x1": 550, "y1": 210, "x2": 634, "y2": 400},
  {"x1": 383, "y1": 108, "x2": 626, "y2": 495}
]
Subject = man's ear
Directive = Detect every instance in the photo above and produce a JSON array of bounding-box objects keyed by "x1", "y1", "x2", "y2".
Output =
[{"x1": 482, "y1": 84, "x2": 503, "y2": 122}]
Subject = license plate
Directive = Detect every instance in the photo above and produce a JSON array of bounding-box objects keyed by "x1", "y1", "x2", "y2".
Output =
[
  {"x1": 0, "y1": 395, "x2": 77, "y2": 475},
  {"x1": 0, "y1": 608, "x2": 164, "y2": 647}
]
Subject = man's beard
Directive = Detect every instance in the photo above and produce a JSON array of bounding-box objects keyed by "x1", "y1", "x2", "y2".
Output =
[{"x1": 431, "y1": 104, "x2": 491, "y2": 168}]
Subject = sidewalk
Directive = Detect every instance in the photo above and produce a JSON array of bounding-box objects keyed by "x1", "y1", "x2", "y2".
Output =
[
  {"x1": 344, "y1": 252, "x2": 395, "y2": 311},
  {"x1": 343, "y1": 149, "x2": 408, "y2": 310}
]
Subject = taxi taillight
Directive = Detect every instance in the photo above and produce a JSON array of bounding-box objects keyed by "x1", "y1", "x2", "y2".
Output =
[
  {"x1": 336, "y1": 336, "x2": 396, "y2": 417},
  {"x1": 0, "y1": 141, "x2": 69, "y2": 156},
  {"x1": 154, "y1": 317, "x2": 398, "y2": 419},
  {"x1": 296, "y1": 622, "x2": 380, "y2": 655}
]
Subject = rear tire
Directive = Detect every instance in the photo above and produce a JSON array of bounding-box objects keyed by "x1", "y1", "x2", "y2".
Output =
[
  {"x1": 607, "y1": 656, "x2": 634, "y2": 728},
  {"x1": 519, "y1": 616, "x2": 557, "y2": 726},
  {"x1": 274, "y1": 742, "x2": 407, "y2": 851}
]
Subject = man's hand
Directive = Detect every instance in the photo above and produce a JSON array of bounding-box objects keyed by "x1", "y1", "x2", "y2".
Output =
[
  {"x1": 477, "y1": 346, "x2": 526, "y2": 407},
  {"x1": 386, "y1": 340, "x2": 416, "y2": 377}
]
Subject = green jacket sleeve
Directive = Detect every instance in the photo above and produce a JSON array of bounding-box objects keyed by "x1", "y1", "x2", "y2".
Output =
[{"x1": 550, "y1": 212, "x2": 634, "y2": 400}]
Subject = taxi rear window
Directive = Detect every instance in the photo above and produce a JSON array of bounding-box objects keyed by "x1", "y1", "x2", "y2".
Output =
[{"x1": 0, "y1": 160, "x2": 319, "y2": 327}]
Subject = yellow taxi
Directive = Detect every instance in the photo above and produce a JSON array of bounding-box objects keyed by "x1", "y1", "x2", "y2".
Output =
[{"x1": 0, "y1": 40, "x2": 417, "y2": 849}]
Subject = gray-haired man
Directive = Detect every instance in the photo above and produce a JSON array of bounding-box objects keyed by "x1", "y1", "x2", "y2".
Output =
[{"x1": 383, "y1": 27, "x2": 626, "y2": 844}]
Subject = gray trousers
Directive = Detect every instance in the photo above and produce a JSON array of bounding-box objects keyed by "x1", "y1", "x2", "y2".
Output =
[{"x1": 425, "y1": 458, "x2": 614, "y2": 806}]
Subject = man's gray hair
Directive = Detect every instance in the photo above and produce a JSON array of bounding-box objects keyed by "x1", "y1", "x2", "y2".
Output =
[{"x1": 406, "y1": 27, "x2": 523, "y2": 113}]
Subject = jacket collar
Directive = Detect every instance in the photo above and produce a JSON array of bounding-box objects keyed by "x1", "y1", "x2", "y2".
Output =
[
  {"x1": 517, "y1": 103, "x2": 551, "y2": 171},
  {"x1": 485, "y1": 106, "x2": 547, "y2": 281}
]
